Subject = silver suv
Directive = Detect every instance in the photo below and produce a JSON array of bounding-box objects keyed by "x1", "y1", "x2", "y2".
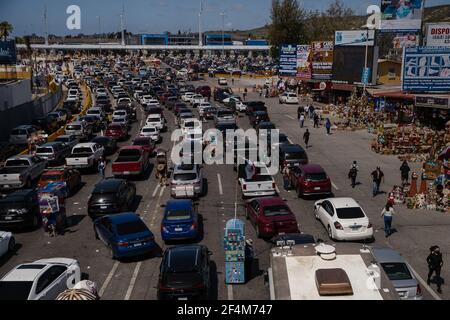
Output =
[{"x1": 170, "y1": 164, "x2": 204, "y2": 199}]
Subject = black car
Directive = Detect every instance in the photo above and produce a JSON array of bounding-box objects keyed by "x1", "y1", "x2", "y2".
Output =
[
  {"x1": 279, "y1": 144, "x2": 308, "y2": 168},
  {"x1": 31, "y1": 115, "x2": 59, "y2": 134},
  {"x1": 0, "y1": 189, "x2": 41, "y2": 229},
  {"x1": 216, "y1": 122, "x2": 238, "y2": 135},
  {"x1": 63, "y1": 100, "x2": 80, "y2": 113},
  {"x1": 91, "y1": 136, "x2": 117, "y2": 156},
  {"x1": 88, "y1": 179, "x2": 136, "y2": 220},
  {"x1": 157, "y1": 245, "x2": 212, "y2": 300},
  {"x1": 245, "y1": 101, "x2": 267, "y2": 116},
  {"x1": 256, "y1": 121, "x2": 276, "y2": 134}
]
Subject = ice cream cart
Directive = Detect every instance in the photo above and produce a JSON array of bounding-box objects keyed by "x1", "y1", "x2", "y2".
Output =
[
  {"x1": 224, "y1": 219, "x2": 246, "y2": 284},
  {"x1": 38, "y1": 182, "x2": 68, "y2": 236}
]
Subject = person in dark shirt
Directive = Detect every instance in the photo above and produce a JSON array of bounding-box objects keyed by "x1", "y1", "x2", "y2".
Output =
[
  {"x1": 427, "y1": 246, "x2": 444, "y2": 294},
  {"x1": 303, "y1": 129, "x2": 310, "y2": 148},
  {"x1": 400, "y1": 160, "x2": 411, "y2": 186},
  {"x1": 371, "y1": 167, "x2": 385, "y2": 197}
]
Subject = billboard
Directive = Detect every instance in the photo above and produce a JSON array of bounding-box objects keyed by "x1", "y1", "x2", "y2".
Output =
[
  {"x1": 402, "y1": 46, "x2": 450, "y2": 92},
  {"x1": 296, "y1": 45, "x2": 311, "y2": 79},
  {"x1": 311, "y1": 41, "x2": 333, "y2": 80},
  {"x1": 426, "y1": 23, "x2": 450, "y2": 47},
  {"x1": 0, "y1": 40, "x2": 17, "y2": 65},
  {"x1": 335, "y1": 30, "x2": 375, "y2": 46},
  {"x1": 381, "y1": 0, "x2": 424, "y2": 31},
  {"x1": 392, "y1": 32, "x2": 420, "y2": 49},
  {"x1": 278, "y1": 44, "x2": 297, "y2": 77},
  {"x1": 332, "y1": 46, "x2": 378, "y2": 85}
]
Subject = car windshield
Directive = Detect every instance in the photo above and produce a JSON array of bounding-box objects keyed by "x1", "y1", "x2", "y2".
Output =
[
  {"x1": 336, "y1": 207, "x2": 365, "y2": 219},
  {"x1": 174, "y1": 173, "x2": 198, "y2": 181},
  {"x1": 72, "y1": 147, "x2": 93, "y2": 155},
  {"x1": 142, "y1": 128, "x2": 156, "y2": 133},
  {"x1": 285, "y1": 152, "x2": 306, "y2": 160},
  {"x1": 166, "y1": 209, "x2": 192, "y2": 221},
  {"x1": 263, "y1": 205, "x2": 291, "y2": 217},
  {"x1": 0, "y1": 281, "x2": 33, "y2": 300},
  {"x1": 55, "y1": 138, "x2": 69, "y2": 143},
  {"x1": 245, "y1": 174, "x2": 272, "y2": 182},
  {"x1": 36, "y1": 147, "x2": 53, "y2": 154},
  {"x1": 218, "y1": 111, "x2": 233, "y2": 117},
  {"x1": 5, "y1": 160, "x2": 30, "y2": 166},
  {"x1": 305, "y1": 172, "x2": 327, "y2": 182},
  {"x1": 381, "y1": 263, "x2": 413, "y2": 281},
  {"x1": 165, "y1": 248, "x2": 200, "y2": 273},
  {"x1": 116, "y1": 220, "x2": 148, "y2": 236}
]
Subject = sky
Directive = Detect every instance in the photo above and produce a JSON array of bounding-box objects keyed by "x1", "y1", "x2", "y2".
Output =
[{"x1": 1, "y1": 0, "x2": 449, "y2": 36}]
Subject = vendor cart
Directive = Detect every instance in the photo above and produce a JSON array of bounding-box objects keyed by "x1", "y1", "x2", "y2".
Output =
[
  {"x1": 155, "y1": 149, "x2": 169, "y2": 185},
  {"x1": 38, "y1": 182, "x2": 68, "y2": 236}
]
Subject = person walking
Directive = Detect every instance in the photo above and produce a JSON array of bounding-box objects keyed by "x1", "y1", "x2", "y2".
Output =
[
  {"x1": 371, "y1": 166, "x2": 385, "y2": 197},
  {"x1": 282, "y1": 165, "x2": 291, "y2": 191},
  {"x1": 98, "y1": 157, "x2": 106, "y2": 179},
  {"x1": 313, "y1": 113, "x2": 319, "y2": 128},
  {"x1": 348, "y1": 161, "x2": 359, "y2": 188},
  {"x1": 231, "y1": 78, "x2": 235, "y2": 86},
  {"x1": 303, "y1": 129, "x2": 310, "y2": 148},
  {"x1": 309, "y1": 105, "x2": 315, "y2": 118},
  {"x1": 243, "y1": 88, "x2": 248, "y2": 101},
  {"x1": 427, "y1": 246, "x2": 443, "y2": 294},
  {"x1": 297, "y1": 106, "x2": 303, "y2": 120},
  {"x1": 400, "y1": 160, "x2": 411, "y2": 186},
  {"x1": 381, "y1": 203, "x2": 395, "y2": 237},
  {"x1": 325, "y1": 118, "x2": 332, "y2": 135},
  {"x1": 305, "y1": 105, "x2": 310, "y2": 119},
  {"x1": 299, "y1": 114, "x2": 305, "y2": 128}
]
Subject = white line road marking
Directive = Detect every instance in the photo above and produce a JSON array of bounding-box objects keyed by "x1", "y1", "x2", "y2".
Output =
[
  {"x1": 331, "y1": 182, "x2": 339, "y2": 190},
  {"x1": 152, "y1": 184, "x2": 160, "y2": 198},
  {"x1": 99, "y1": 261, "x2": 120, "y2": 297},
  {"x1": 227, "y1": 285, "x2": 234, "y2": 300},
  {"x1": 217, "y1": 173, "x2": 223, "y2": 195},
  {"x1": 124, "y1": 262, "x2": 142, "y2": 300},
  {"x1": 286, "y1": 115, "x2": 295, "y2": 120}
]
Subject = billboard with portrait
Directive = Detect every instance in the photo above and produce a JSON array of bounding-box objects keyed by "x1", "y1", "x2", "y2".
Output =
[
  {"x1": 426, "y1": 23, "x2": 450, "y2": 47},
  {"x1": 381, "y1": 0, "x2": 424, "y2": 31},
  {"x1": 278, "y1": 44, "x2": 298, "y2": 77},
  {"x1": 296, "y1": 45, "x2": 311, "y2": 79},
  {"x1": 392, "y1": 32, "x2": 420, "y2": 49},
  {"x1": 402, "y1": 46, "x2": 450, "y2": 92},
  {"x1": 311, "y1": 41, "x2": 334, "y2": 80}
]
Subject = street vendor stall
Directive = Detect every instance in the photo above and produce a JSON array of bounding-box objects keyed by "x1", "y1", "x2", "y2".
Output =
[{"x1": 38, "y1": 182, "x2": 68, "y2": 236}]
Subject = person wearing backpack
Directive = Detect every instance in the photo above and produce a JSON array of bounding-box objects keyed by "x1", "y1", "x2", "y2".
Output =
[{"x1": 348, "y1": 161, "x2": 359, "y2": 188}]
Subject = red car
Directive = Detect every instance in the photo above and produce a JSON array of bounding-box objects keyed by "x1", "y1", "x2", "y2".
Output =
[
  {"x1": 37, "y1": 168, "x2": 82, "y2": 194},
  {"x1": 289, "y1": 164, "x2": 332, "y2": 198},
  {"x1": 106, "y1": 124, "x2": 128, "y2": 141},
  {"x1": 111, "y1": 146, "x2": 150, "y2": 178},
  {"x1": 132, "y1": 136, "x2": 155, "y2": 155},
  {"x1": 245, "y1": 197, "x2": 298, "y2": 239},
  {"x1": 196, "y1": 86, "x2": 211, "y2": 99}
]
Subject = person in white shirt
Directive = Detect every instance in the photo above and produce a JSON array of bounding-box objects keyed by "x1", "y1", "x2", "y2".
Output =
[{"x1": 381, "y1": 203, "x2": 395, "y2": 238}]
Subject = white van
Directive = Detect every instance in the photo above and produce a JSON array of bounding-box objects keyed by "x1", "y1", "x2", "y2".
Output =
[{"x1": 9, "y1": 125, "x2": 38, "y2": 145}]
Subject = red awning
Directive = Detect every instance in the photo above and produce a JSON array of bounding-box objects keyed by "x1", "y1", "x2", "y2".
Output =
[
  {"x1": 370, "y1": 91, "x2": 415, "y2": 100},
  {"x1": 331, "y1": 83, "x2": 355, "y2": 92}
]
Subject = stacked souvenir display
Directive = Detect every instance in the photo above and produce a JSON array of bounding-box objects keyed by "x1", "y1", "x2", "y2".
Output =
[{"x1": 372, "y1": 125, "x2": 450, "y2": 162}]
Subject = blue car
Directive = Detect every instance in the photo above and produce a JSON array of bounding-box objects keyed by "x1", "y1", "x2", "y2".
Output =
[
  {"x1": 161, "y1": 200, "x2": 199, "y2": 242},
  {"x1": 94, "y1": 212, "x2": 156, "y2": 259}
]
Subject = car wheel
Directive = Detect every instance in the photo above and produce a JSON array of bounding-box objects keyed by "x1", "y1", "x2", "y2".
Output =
[
  {"x1": 8, "y1": 237, "x2": 15, "y2": 252},
  {"x1": 327, "y1": 225, "x2": 334, "y2": 240}
]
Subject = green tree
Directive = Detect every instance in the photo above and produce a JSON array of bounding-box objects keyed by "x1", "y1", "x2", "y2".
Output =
[
  {"x1": 268, "y1": 0, "x2": 308, "y2": 58},
  {"x1": 0, "y1": 21, "x2": 13, "y2": 40}
]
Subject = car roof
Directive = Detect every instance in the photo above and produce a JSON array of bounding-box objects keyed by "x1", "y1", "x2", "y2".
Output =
[
  {"x1": 2, "y1": 264, "x2": 47, "y2": 281},
  {"x1": 74, "y1": 142, "x2": 96, "y2": 148},
  {"x1": 327, "y1": 197, "x2": 360, "y2": 209},
  {"x1": 0, "y1": 189, "x2": 35, "y2": 200},
  {"x1": 372, "y1": 248, "x2": 406, "y2": 264},
  {"x1": 253, "y1": 196, "x2": 287, "y2": 207},
  {"x1": 280, "y1": 144, "x2": 304, "y2": 152},
  {"x1": 108, "y1": 212, "x2": 141, "y2": 224},
  {"x1": 166, "y1": 199, "x2": 193, "y2": 210},
  {"x1": 300, "y1": 164, "x2": 325, "y2": 173},
  {"x1": 93, "y1": 179, "x2": 124, "y2": 193}
]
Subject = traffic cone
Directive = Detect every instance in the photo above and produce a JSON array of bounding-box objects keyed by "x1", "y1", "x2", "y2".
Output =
[
  {"x1": 409, "y1": 172, "x2": 418, "y2": 197},
  {"x1": 419, "y1": 176, "x2": 427, "y2": 194}
]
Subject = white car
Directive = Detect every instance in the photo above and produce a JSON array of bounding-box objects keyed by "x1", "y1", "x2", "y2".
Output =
[
  {"x1": 314, "y1": 198, "x2": 374, "y2": 241},
  {"x1": 140, "y1": 125, "x2": 160, "y2": 142},
  {"x1": 218, "y1": 78, "x2": 228, "y2": 86},
  {"x1": 182, "y1": 119, "x2": 202, "y2": 137},
  {"x1": 0, "y1": 258, "x2": 81, "y2": 300},
  {"x1": 197, "y1": 102, "x2": 211, "y2": 116},
  {"x1": 112, "y1": 110, "x2": 128, "y2": 121},
  {"x1": 118, "y1": 97, "x2": 132, "y2": 107},
  {"x1": 190, "y1": 94, "x2": 205, "y2": 106},
  {"x1": 181, "y1": 92, "x2": 195, "y2": 102},
  {"x1": 146, "y1": 114, "x2": 166, "y2": 131},
  {"x1": 235, "y1": 100, "x2": 247, "y2": 112},
  {"x1": 141, "y1": 95, "x2": 153, "y2": 105},
  {"x1": 0, "y1": 231, "x2": 15, "y2": 258},
  {"x1": 279, "y1": 92, "x2": 299, "y2": 104}
]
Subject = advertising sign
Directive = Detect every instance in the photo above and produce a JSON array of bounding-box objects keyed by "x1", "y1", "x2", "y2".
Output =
[
  {"x1": 392, "y1": 32, "x2": 420, "y2": 49},
  {"x1": 426, "y1": 23, "x2": 450, "y2": 47},
  {"x1": 415, "y1": 96, "x2": 450, "y2": 109},
  {"x1": 278, "y1": 44, "x2": 297, "y2": 77},
  {"x1": 335, "y1": 30, "x2": 375, "y2": 46},
  {"x1": 296, "y1": 45, "x2": 311, "y2": 79},
  {"x1": 381, "y1": 0, "x2": 424, "y2": 31},
  {"x1": 332, "y1": 46, "x2": 378, "y2": 85},
  {"x1": 361, "y1": 67, "x2": 372, "y2": 85},
  {"x1": 311, "y1": 41, "x2": 333, "y2": 80},
  {"x1": 402, "y1": 46, "x2": 450, "y2": 92},
  {"x1": 0, "y1": 40, "x2": 17, "y2": 65}
]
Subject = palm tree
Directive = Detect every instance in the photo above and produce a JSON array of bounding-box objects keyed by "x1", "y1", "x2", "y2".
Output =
[{"x1": 0, "y1": 21, "x2": 13, "y2": 40}]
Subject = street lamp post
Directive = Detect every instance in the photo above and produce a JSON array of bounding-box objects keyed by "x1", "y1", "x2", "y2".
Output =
[
  {"x1": 220, "y1": 12, "x2": 225, "y2": 57},
  {"x1": 97, "y1": 16, "x2": 102, "y2": 55}
]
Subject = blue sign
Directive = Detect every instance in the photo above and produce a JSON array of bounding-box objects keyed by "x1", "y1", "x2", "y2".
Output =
[
  {"x1": 361, "y1": 67, "x2": 371, "y2": 85},
  {"x1": 402, "y1": 46, "x2": 450, "y2": 92},
  {"x1": 279, "y1": 44, "x2": 298, "y2": 77},
  {"x1": 0, "y1": 40, "x2": 17, "y2": 65}
]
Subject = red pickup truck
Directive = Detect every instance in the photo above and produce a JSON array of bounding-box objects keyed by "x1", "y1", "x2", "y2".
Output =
[
  {"x1": 132, "y1": 136, "x2": 155, "y2": 156},
  {"x1": 112, "y1": 146, "x2": 150, "y2": 178},
  {"x1": 106, "y1": 124, "x2": 128, "y2": 141}
]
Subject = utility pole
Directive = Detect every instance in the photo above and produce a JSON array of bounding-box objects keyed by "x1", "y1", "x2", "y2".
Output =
[
  {"x1": 363, "y1": 27, "x2": 369, "y2": 96},
  {"x1": 121, "y1": 4, "x2": 125, "y2": 46},
  {"x1": 220, "y1": 12, "x2": 225, "y2": 57},
  {"x1": 198, "y1": 0, "x2": 204, "y2": 47},
  {"x1": 97, "y1": 16, "x2": 102, "y2": 54},
  {"x1": 44, "y1": 5, "x2": 48, "y2": 46}
]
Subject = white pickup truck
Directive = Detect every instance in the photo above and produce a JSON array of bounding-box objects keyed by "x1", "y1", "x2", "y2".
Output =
[
  {"x1": 238, "y1": 162, "x2": 277, "y2": 199},
  {"x1": 65, "y1": 143, "x2": 104, "y2": 170},
  {"x1": 0, "y1": 155, "x2": 47, "y2": 190}
]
